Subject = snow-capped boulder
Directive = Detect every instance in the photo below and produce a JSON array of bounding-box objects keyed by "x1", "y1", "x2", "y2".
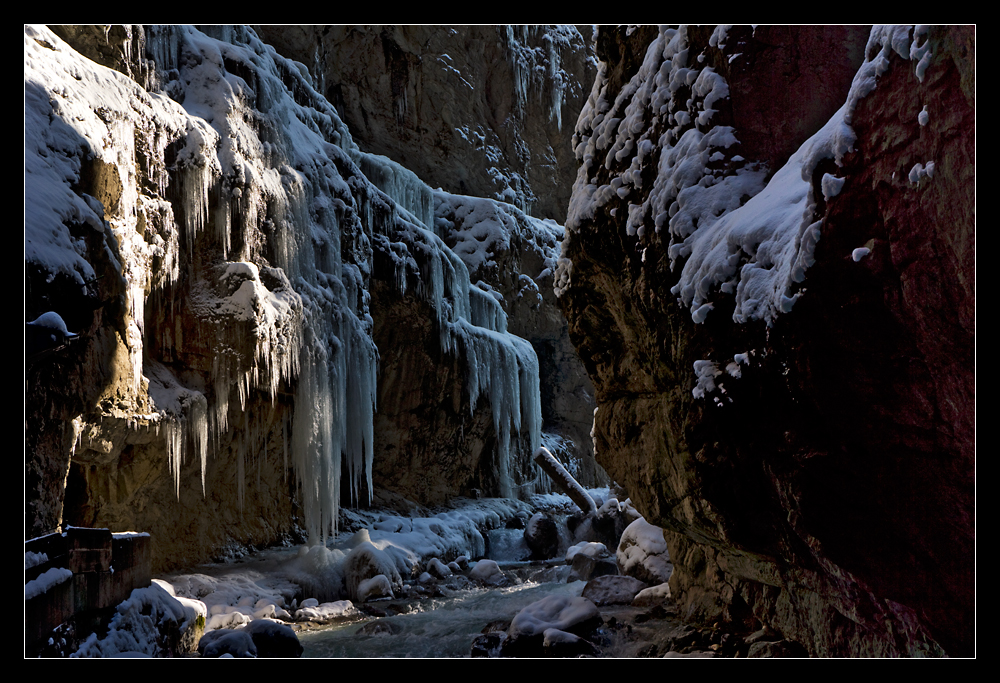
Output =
[
  {"x1": 616, "y1": 518, "x2": 673, "y2": 586},
  {"x1": 344, "y1": 542, "x2": 402, "y2": 603},
  {"x1": 632, "y1": 582, "x2": 672, "y2": 607},
  {"x1": 357, "y1": 574, "x2": 394, "y2": 602},
  {"x1": 469, "y1": 559, "x2": 506, "y2": 587},
  {"x1": 426, "y1": 557, "x2": 452, "y2": 579},
  {"x1": 501, "y1": 594, "x2": 602, "y2": 657}
]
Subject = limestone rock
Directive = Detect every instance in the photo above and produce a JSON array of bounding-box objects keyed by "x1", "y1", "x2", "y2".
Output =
[
  {"x1": 25, "y1": 24, "x2": 590, "y2": 573},
  {"x1": 581, "y1": 574, "x2": 649, "y2": 606},
  {"x1": 616, "y1": 518, "x2": 673, "y2": 586},
  {"x1": 256, "y1": 25, "x2": 596, "y2": 224},
  {"x1": 557, "y1": 24, "x2": 974, "y2": 657}
]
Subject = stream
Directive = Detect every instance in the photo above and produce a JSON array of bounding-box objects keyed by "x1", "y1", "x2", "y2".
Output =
[{"x1": 299, "y1": 574, "x2": 583, "y2": 658}]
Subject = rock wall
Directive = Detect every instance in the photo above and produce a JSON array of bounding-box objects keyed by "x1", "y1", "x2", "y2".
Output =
[
  {"x1": 25, "y1": 25, "x2": 590, "y2": 572},
  {"x1": 255, "y1": 25, "x2": 596, "y2": 224},
  {"x1": 257, "y1": 24, "x2": 602, "y2": 489},
  {"x1": 556, "y1": 25, "x2": 974, "y2": 656}
]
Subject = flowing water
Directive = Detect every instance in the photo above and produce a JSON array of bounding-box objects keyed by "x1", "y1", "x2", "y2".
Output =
[
  {"x1": 299, "y1": 576, "x2": 583, "y2": 658},
  {"x1": 300, "y1": 528, "x2": 578, "y2": 658}
]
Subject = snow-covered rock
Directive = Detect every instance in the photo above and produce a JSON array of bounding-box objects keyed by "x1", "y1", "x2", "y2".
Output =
[
  {"x1": 502, "y1": 594, "x2": 603, "y2": 657},
  {"x1": 469, "y1": 559, "x2": 506, "y2": 587},
  {"x1": 616, "y1": 518, "x2": 673, "y2": 586}
]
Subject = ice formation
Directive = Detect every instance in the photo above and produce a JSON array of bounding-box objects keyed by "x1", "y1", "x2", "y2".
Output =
[{"x1": 25, "y1": 25, "x2": 543, "y2": 544}]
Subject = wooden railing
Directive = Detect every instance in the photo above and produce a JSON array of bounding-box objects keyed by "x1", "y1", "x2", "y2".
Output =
[{"x1": 24, "y1": 527, "x2": 151, "y2": 651}]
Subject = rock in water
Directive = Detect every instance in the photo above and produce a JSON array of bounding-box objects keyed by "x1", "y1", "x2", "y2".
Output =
[
  {"x1": 502, "y1": 594, "x2": 602, "y2": 657},
  {"x1": 242, "y1": 619, "x2": 303, "y2": 658}
]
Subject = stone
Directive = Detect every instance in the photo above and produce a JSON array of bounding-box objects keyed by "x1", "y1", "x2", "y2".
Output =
[
  {"x1": 242, "y1": 619, "x2": 303, "y2": 658},
  {"x1": 567, "y1": 555, "x2": 618, "y2": 583},
  {"x1": 469, "y1": 559, "x2": 507, "y2": 587},
  {"x1": 581, "y1": 575, "x2": 649, "y2": 606},
  {"x1": 357, "y1": 575, "x2": 394, "y2": 603},
  {"x1": 616, "y1": 518, "x2": 673, "y2": 586},
  {"x1": 542, "y1": 628, "x2": 601, "y2": 658},
  {"x1": 523, "y1": 512, "x2": 562, "y2": 560},
  {"x1": 344, "y1": 543, "x2": 402, "y2": 603},
  {"x1": 199, "y1": 629, "x2": 257, "y2": 658},
  {"x1": 426, "y1": 557, "x2": 452, "y2": 579},
  {"x1": 632, "y1": 582, "x2": 672, "y2": 607},
  {"x1": 359, "y1": 620, "x2": 401, "y2": 636},
  {"x1": 502, "y1": 594, "x2": 603, "y2": 658}
]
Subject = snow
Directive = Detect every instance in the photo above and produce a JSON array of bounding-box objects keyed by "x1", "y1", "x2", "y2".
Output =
[
  {"x1": 560, "y1": 25, "x2": 933, "y2": 329},
  {"x1": 27, "y1": 311, "x2": 75, "y2": 335},
  {"x1": 508, "y1": 594, "x2": 599, "y2": 637},
  {"x1": 24, "y1": 551, "x2": 49, "y2": 570},
  {"x1": 566, "y1": 541, "x2": 608, "y2": 562},
  {"x1": 72, "y1": 581, "x2": 202, "y2": 657},
  {"x1": 692, "y1": 359, "x2": 722, "y2": 399},
  {"x1": 909, "y1": 161, "x2": 936, "y2": 183},
  {"x1": 616, "y1": 517, "x2": 673, "y2": 584},
  {"x1": 24, "y1": 567, "x2": 72, "y2": 600},
  {"x1": 821, "y1": 173, "x2": 846, "y2": 200}
]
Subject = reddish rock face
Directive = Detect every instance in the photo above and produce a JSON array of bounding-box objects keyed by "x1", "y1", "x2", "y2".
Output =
[{"x1": 558, "y1": 25, "x2": 974, "y2": 656}]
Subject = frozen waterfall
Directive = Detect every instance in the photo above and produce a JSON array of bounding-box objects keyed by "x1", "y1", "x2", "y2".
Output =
[{"x1": 24, "y1": 24, "x2": 544, "y2": 545}]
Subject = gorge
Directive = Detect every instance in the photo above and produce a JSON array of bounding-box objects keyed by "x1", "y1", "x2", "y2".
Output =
[{"x1": 24, "y1": 24, "x2": 974, "y2": 657}]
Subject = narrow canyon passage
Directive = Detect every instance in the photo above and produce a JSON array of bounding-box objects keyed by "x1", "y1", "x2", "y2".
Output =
[{"x1": 25, "y1": 24, "x2": 974, "y2": 658}]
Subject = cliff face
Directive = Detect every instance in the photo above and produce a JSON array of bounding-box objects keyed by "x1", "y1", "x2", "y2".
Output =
[
  {"x1": 556, "y1": 25, "x2": 974, "y2": 656},
  {"x1": 25, "y1": 25, "x2": 595, "y2": 571},
  {"x1": 256, "y1": 25, "x2": 596, "y2": 224}
]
